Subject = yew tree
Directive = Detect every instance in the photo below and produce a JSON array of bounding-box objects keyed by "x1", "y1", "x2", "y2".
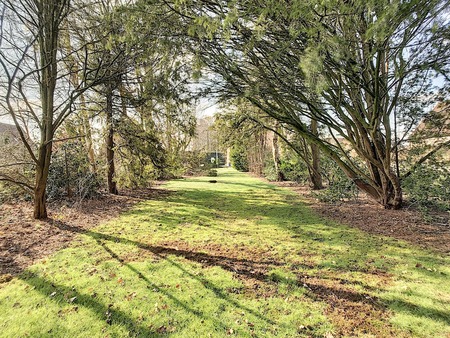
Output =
[{"x1": 175, "y1": 0, "x2": 450, "y2": 209}]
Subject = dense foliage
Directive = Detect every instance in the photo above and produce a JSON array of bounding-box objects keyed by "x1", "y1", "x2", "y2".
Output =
[
  {"x1": 0, "y1": 0, "x2": 449, "y2": 218},
  {"x1": 47, "y1": 141, "x2": 100, "y2": 201},
  {"x1": 180, "y1": 0, "x2": 450, "y2": 209}
]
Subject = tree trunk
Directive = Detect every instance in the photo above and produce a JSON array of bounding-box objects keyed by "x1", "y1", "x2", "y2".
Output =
[
  {"x1": 33, "y1": 144, "x2": 52, "y2": 219},
  {"x1": 309, "y1": 119, "x2": 323, "y2": 190},
  {"x1": 272, "y1": 122, "x2": 285, "y2": 181},
  {"x1": 376, "y1": 168, "x2": 403, "y2": 209},
  {"x1": 302, "y1": 131, "x2": 403, "y2": 209},
  {"x1": 34, "y1": 183, "x2": 47, "y2": 219},
  {"x1": 32, "y1": 0, "x2": 60, "y2": 219},
  {"x1": 106, "y1": 85, "x2": 118, "y2": 195}
]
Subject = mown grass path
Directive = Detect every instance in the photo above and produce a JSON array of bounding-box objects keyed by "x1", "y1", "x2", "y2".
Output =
[{"x1": 1, "y1": 168, "x2": 449, "y2": 337}]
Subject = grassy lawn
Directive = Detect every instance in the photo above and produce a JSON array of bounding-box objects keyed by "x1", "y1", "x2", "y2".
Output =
[{"x1": 0, "y1": 168, "x2": 449, "y2": 337}]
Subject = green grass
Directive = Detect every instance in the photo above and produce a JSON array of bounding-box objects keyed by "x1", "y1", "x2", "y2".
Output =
[{"x1": 0, "y1": 168, "x2": 449, "y2": 337}]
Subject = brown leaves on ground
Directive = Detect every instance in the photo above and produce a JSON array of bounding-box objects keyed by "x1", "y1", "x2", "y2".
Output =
[
  {"x1": 0, "y1": 188, "x2": 169, "y2": 277},
  {"x1": 275, "y1": 182, "x2": 450, "y2": 254}
]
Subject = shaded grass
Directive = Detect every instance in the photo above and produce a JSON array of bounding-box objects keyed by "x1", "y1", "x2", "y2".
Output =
[{"x1": 0, "y1": 168, "x2": 449, "y2": 337}]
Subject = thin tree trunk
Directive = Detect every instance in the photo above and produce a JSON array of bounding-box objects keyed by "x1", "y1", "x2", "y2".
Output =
[
  {"x1": 310, "y1": 119, "x2": 323, "y2": 189},
  {"x1": 82, "y1": 99, "x2": 97, "y2": 173},
  {"x1": 272, "y1": 122, "x2": 285, "y2": 181},
  {"x1": 106, "y1": 85, "x2": 118, "y2": 195}
]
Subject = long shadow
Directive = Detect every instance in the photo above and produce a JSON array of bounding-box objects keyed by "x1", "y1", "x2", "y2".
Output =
[
  {"x1": 96, "y1": 241, "x2": 215, "y2": 321},
  {"x1": 159, "y1": 189, "x2": 450, "y2": 279},
  {"x1": 51, "y1": 219, "x2": 277, "y2": 325},
  {"x1": 49, "y1": 219, "x2": 412, "y2": 331},
  {"x1": 145, "y1": 185, "x2": 450, "y2": 330},
  {"x1": 52, "y1": 220, "x2": 283, "y2": 273},
  {"x1": 1, "y1": 231, "x2": 72, "y2": 276},
  {"x1": 94, "y1": 225, "x2": 395, "y2": 333},
  {"x1": 37, "y1": 173, "x2": 450, "y2": 334},
  {"x1": 21, "y1": 274, "x2": 165, "y2": 337},
  {"x1": 387, "y1": 297, "x2": 450, "y2": 325}
]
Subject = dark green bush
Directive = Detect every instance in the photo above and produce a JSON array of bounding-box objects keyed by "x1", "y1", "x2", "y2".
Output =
[
  {"x1": 279, "y1": 158, "x2": 310, "y2": 183},
  {"x1": 231, "y1": 146, "x2": 249, "y2": 172},
  {"x1": 263, "y1": 162, "x2": 277, "y2": 181},
  {"x1": 403, "y1": 161, "x2": 450, "y2": 214},
  {"x1": 207, "y1": 169, "x2": 218, "y2": 177}
]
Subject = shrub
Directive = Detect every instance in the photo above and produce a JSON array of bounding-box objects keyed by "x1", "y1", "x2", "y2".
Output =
[
  {"x1": 313, "y1": 159, "x2": 358, "y2": 202},
  {"x1": 313, "y1": 178, "x2": 358, "y2": 203},
  {"x1": 47, "y1": 141, "x2": 100, "y2": 201},
  {"x1": 279, "y1": 158, "x2": 310, "y2": 184},
  {"x1": 0, "y1": 182, "x2": 31, "y2": 203},
  {"x1": 231, "y1": 146, "x2": 249, "y2": 172},
  {"x1": 263, "y1": 163, "x2": 277, "y2": 181},
  {"x1": 403, "y1": 161, "x2": 450, "y2": 214},
  {"x1": 207, "y1": 169, "x2": 218, "y2": 177}
]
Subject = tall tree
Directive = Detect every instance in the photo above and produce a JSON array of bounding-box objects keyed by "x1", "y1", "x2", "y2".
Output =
[
  {"x1": 174, "y1": 0, "x2": 450, "y2": 209},
  {"x1": 0, "y1": 0, "x2": 112, "y2": 218}
]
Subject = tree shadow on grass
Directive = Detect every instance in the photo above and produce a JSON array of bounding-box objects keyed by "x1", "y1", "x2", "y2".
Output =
[
  {"x1": 34, "y1": 177, "x2": 450, "y2": 337},
  {"x1": 99, "y1": 240, "x2": 277, "y2": 325},
  {"x1": 50, "y1": 220, "x2": 277, "y2": 326},
  {"x1": 386, "y1": 297, "x2": 450, "y2": 326},
  {"x1": 161, "y1": 189, "x2": 450, "y2": 278},
  {"x1": 85, "y1": 223, "x2": 407, "y2": 336},
  {"x1": 21, "y1": 273, "x2": 167, "y2": 337},
  {"x1": 39, "y1": 216, "x2": 450, "y2": 337},
  {"x1": 49, "y1": 220, "x2": 397, "y2": 332}
]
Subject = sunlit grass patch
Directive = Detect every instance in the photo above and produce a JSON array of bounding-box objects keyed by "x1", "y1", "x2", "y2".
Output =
[{"x1": 0, "y1": 168, "x2": 449, "y2": 337}]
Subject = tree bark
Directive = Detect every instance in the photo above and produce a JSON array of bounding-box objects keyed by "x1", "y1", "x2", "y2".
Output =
[
  {"x1": 106, "y1": 85, "x2": 118, "y2": 195},
  {"x1": 33, "y1": 0, "x2": 63, "y2": 219},
  {"x1": 309, "y1": 119, "x2": 323, "y2": 190},
  {"x1": 33, "y1": 143, "x2": 52, "y2": 219},
  {"x1": 272, "y1": 122, "x2": 285, "y2": 181}
]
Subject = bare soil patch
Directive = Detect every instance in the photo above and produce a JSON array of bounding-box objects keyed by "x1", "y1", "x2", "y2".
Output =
[
  {"x1": 0, "y1": 188, "x2": 170, "y2": 279},
  {"x1": 275, "y1": 181, "x2": 450, "y2": 254}
]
